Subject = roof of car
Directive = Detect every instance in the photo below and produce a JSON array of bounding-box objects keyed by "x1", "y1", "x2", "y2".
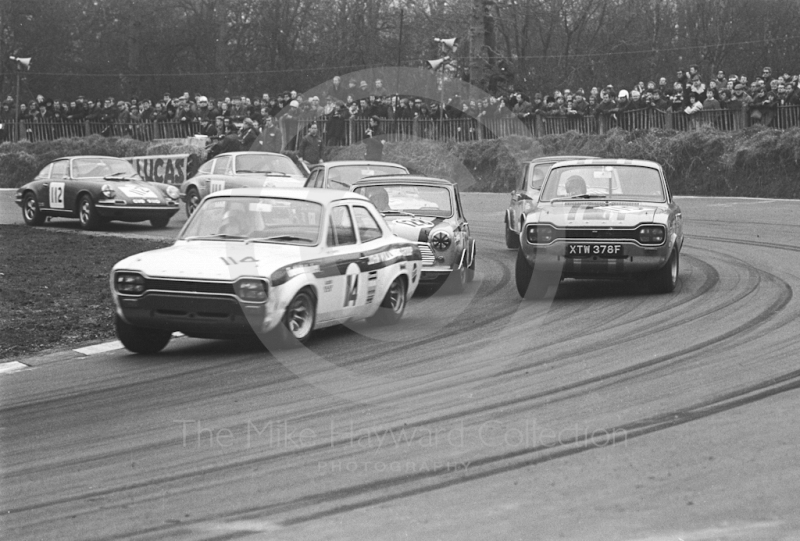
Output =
[
  {"x1": 350, "y1": 175, "x2": 454, "y2": 187},
  {"x1": 214, "y1": 151, "x2": 287, "y2": 158},
  {"x1": 310, "y1": 161, "x2": 410, "y2": 170},
  {"x1": 61, "y1": 155, "x2": 129, "y2": 161},
  {"x1": 206, "y1": 187, "x2": 370, "y2": 204},
  {"x1": 549, "y1": 158, "x2": 663, "y2": 170},
  {"x1": 527, "y1": 155, "x2": 598, "y2": 164}
]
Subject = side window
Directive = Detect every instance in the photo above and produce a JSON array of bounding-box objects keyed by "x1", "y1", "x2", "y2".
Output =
[
  {"x1": 304, "y1": 170, "x2": 318, "y2": 188},
  {"x1": 352, "y1": 206, "x2": 383, "y2": 243},
  {"x1": 329, "y1": 205, "x2": 357, "y2": 246},
  {"x1": 197, "y1": 160, "x2": 214, "y2": 175},
  {"x1": 517, "y1": 164, "x2": 528, "y2": 192},
  {"x1": 51, "y1": 161, "x2": 69, "y2": 179},
  {"x1": 453, "y1": 188, "x2": 465, "y2": 220},
  {"x1": 36, "y1": 164, "x2": 54, "y2": 180},
  {"x1": 213, "y1": 156, "x2": 231, "y2": 175}
]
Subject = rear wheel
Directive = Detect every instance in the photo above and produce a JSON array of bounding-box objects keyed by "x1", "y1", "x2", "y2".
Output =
[
  {"x1": 185, "y1": 187, "x2": 201, "y2": 217},
  {"x1": 115, "y1": 314, "x2": 172, "y2": 354},
  {"x1": 504, "y1": 220, "x2": 519, "y2": 249},
  {"x1": 368, "y1": 276, "x2": 407, "y2": 325},
  {"x1": 78, "y1": 194, "x2": 103, "y2": 230},
  {"x1": 650, "y1": 249, "x2": 679, "y2": 293},
  {"x1": 22, "y1": 192, "x2": 45, "y2": 226}
]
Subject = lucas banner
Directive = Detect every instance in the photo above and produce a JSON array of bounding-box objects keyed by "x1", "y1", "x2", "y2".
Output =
[{"x1": 126, "y1": 154, "x2": 190, "y2": 185}]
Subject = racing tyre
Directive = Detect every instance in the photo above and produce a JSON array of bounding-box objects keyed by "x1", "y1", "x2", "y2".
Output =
[
  {"x1": 185, "y1": 188, "x2": 201, "y2": 217},
  {"x1": 150, "y1": 216, "x2": 171, "y2": 228},
  {"x1": 368, "y1": 276, "x2": 407, "y2": 325},
  {"x1": 269, "y1": 289, "x2": 316, "y2": 348},
  {"x1": 22, "y1": 192, "x2": 45, "y2": 226},
  {"x1": 650, "y1": 249, "x2": 679, "y2": 294},
  {"x1": 504, "y1": 221, "x2": 520, "y2": 249},
  {"x1": 78, "y1": 194, "x2": 102, "y2": 230},
  {"x1": 115, "y1": 314, "x2": 172, "y2": 354},
  {"x1": 515, "y1": 249, "x2": 559, "y2": 300},
  {"x1": 446, "y1": 263, "x2": 468, "y2": 293}
]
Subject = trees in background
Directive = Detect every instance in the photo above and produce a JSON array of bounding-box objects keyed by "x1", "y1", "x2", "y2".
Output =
[{"x1": 1, "y1": 0, "x2": 798, "y2": 100}]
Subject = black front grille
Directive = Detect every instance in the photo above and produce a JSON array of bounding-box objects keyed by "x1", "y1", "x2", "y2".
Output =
[
  {"x1": 561, "y1": 229, "x2": 639, "y2": 240},
  {"x1": 143, "y1": 278, "x2": 236, "y2": 295}
]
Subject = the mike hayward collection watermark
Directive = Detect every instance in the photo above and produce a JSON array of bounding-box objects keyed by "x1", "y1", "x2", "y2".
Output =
[{"x1": 173, "y1": 418, "x2": 628, "y2": 453}]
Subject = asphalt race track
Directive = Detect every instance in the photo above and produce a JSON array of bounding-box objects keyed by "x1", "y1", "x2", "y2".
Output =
[{"x1": 2, "y1": 192, "x2": 800, "y2": 540}]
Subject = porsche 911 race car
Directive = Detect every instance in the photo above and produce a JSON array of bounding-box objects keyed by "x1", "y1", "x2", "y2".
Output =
[
  {"x1": 16, "y1": 155, "x2": 181, "y2": 229},
  {"x1": 111, "y1": 188, "x2": 422, "y2": 353},
  {"x1": 505, "y1": 155, "x2": 596, "y2": 248},
  {"x1": 304, "y1": 161, "x2": 409, "y2": 190},
  {"x1": 180, "y1": 151, "x2": 307, "y2": 216},
  {"x1": 351, "y1": 175, "x2": 476, "y2": 292},
  {"x1": 516, "y1": 159, "x2": 683, "y2": 299}
]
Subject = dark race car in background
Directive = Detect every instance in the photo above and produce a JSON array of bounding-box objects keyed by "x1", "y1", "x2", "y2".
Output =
[
  {"x1": 305, "y1": 161, "x2": 409, "y2": 190},
  {"x1": 16, "y1": 155, "x2": 181, "y2": 229}
]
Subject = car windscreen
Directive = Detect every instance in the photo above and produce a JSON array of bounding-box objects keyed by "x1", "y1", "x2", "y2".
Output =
[
  {"x1": 540, "y1": 165, "x2": 666, "y2": 202},
  {"x1": 72, "y1": 158, "x2": 139, "y2": 179},
  {"x1": 181, "y1": 196, "x2": 323, "y2": 245},
  {"x1": 235, "y1": 154, "x2": 303, "y2": 176},
  {"x1": 353, "y1": 184, "x2": 453, "y2": 217},
  {"x1": 327, "y1": 165, "x2": 408, "y2": 189}
]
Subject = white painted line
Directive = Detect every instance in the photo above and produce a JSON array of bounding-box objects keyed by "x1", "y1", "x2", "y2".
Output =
[
  {"x1": 74, "y1": 340, "x2": 124, "y2": 356},
  {"x1": 0, "y1": 188, "x2": 18, "y2": 192},
  {"x1": 193, "y1": 520, "x2": 282, "y2": 533},
  {"x1": 0, "y1": 361, "x2": 30, "y2": 375}
]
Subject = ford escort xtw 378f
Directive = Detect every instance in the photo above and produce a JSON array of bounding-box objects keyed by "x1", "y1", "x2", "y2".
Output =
[{"x1": 515, "y1": 159, "x2": 683, "y2": 299}]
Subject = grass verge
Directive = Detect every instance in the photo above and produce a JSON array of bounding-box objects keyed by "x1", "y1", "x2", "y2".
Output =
[{"x1": 0, "y1": 225, "x2": 171, "y2": 359}]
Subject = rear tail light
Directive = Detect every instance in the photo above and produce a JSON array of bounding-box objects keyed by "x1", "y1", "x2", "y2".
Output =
[{"x1": 638, "y1": 226, "x2": 666, "y2": 245}]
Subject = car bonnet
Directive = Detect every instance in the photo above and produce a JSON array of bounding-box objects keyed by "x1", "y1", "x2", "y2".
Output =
[{"x1": 535, "y1": 203, "x2": 659, "y2": 227}]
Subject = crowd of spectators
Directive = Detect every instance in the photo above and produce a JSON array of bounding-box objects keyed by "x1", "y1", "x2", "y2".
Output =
[{"x1": 2, "y1": 65, "x2": 799, "y2": 145}]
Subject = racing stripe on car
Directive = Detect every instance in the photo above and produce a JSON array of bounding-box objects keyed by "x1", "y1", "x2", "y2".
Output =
[
  {"x1": 568, "y1": 205, "x2": 580, "y2": 221},
  {"x1": 269, "y1": 243, "x2": 421, "y2": 286}
]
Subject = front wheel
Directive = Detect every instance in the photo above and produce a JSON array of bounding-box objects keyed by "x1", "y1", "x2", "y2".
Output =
[
  {"x1": 115, "y1": 314, "x2": 172, "y2": 354},
  {"x1": 368, "y1": 276, "x2": 407, "y2": 325},
  {"x1": 150, "y1": 216, "x2": 171, "y2": 228},
  {"x1": 267, "y1": 289, "x2": 317, "y2": 348},
  {"x1": 78, "y1": 194, "x2": 103, "y2": 230},
  {"x1": 515, "y1": 249, "x2": 559, "y2": 300},
  {"x1": 504, "y1": 220, "x2": 520, "y2": 249},
  {"x1": 22, "y1": 192, "x2": 45, "y2": 226},
  {"x1": 185, "y1": 188, "x2": 201, "y2": 217},
  {"x1": 650, "y1": 249, "x2": 679, "y2": 293}
]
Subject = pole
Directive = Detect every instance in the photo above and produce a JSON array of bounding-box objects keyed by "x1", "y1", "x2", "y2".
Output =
[
  {"x1": 395, "y1": 7, "x2": 403, "y2": 97},
  {"x1": 15, "y1": 70, "x2": 20, "y2": 140}
]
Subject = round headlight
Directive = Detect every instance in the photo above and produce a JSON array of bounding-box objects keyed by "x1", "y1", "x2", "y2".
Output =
[
  {"x1": 166, "y1": 185, "x2": 180, "y2": 199},
  {"x1": 430, "y1": 230, "x2": 452, "y2": 251},
  {"x1": 101, "y1": 184, "x2": 116, "y2": 199}
]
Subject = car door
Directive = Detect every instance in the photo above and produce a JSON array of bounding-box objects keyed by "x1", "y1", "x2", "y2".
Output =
[
  {"x1": 304, "y1": 167, "x2": 321, "y2": 188},
  {"x1": 208, "y1": 155, "x2": 232, "y2": 193},
  {"x1": 452, "y1": 187, "x2": 471, "y2": 264},
  {"x1": 350, "y1": 204, "x2": 389, "y2": 318},
  {"x1": 45, "y1": 159, "x2": 71, "y2": 212},
  {"x1": 316, "y1": 204, "x2": 363, "y2": 323},
  {"x1": 509, "y1": 163, "x2": 528, "y2": 229}
]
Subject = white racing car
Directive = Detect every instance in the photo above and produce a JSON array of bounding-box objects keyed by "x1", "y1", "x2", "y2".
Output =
[{"x1": 111, "y1": 188, "x2": 422, "y2": 353}]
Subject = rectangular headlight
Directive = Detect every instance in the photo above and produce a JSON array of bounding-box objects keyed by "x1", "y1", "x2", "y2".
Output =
[{"x1": 115, "y1": 272, "x2": 145, "y2": 294}]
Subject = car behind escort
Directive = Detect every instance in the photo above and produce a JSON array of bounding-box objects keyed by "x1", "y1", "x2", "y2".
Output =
[{"x1": 516, "y1": 159, "x2": 683, "y2": 299}]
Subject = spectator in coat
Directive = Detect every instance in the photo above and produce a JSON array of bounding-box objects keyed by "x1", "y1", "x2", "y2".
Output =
[
  {"x1": 363, "y1": 116, "x2": 385, "y2": 160},
  {"x1": 297, "y1": 122, "x2": 325, "y2": 165},
  {"x1": 240, "y1": 117, "x2": 260, "y2": 148}
]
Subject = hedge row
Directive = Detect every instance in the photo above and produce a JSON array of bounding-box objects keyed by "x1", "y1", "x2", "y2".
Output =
[{"x1": 2, "y1": 128, "x2": 799, "y2": 198}]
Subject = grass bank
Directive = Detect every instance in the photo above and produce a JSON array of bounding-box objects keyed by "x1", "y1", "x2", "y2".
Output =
[{"x1": 0, "y1": 226, "x2": 170, "y2": 359}]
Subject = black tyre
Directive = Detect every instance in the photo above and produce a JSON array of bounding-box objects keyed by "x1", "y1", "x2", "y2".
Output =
[
  {"x1": 446, "y1": 262, "x2": 468, "y2": 293},
  {"x1": 368, "y1": 276, "x2": 407, "y2": 325},
  {"x1": 78, "y1": 194, "x2": 103, "y2": 230},
  {"x1": 115, "y1": 314, "x2": 171, "y2": 354},
  {"x1": 504, "y1": 220, "x2": 520, "y2": 249},
  {"x1": 515, "y1": 249, "x2": 559, "y2": 300},
  {"x1": 650, "y1": 249, "x2": 679, "y2": 293},
  {"x1": 466, "y1": 256, "x2": 476, "y2": 283},
  {"x1": 22, "y1": 192, "x2": 45, "y2": 226},
  {"x1": 268, "y1": 289, "x2": 316, "y2": 348},
  {"x1": 185, "y1": 187, "x2": 201, "y2": 217},
  {"x1": 150, "y1": 216, "x2": 171, "y2": 228}
]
